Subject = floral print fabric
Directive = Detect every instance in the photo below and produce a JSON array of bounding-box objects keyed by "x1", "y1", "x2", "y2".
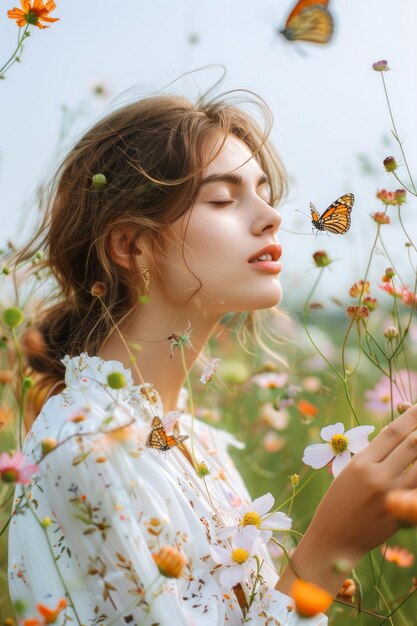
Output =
[{"x1": 8, "y1": 354, "x2": 327, "y2": 625}]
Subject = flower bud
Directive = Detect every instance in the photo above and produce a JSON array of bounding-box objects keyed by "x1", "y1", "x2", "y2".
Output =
[
  {"x1": 372, "y1": 212, "x2": 390, "y2": 225},
  {"x1": 383, "y1": 156, "x2": 397, "y2": 172},
  {"x1": 196, "y1": 461, "x2": 212, "y2": 478},
  {"x1": 376, "y1": 189, "x2": 397, "y2": 205},
  {"x1": 23, "y1": 376, "x2": 35, "y2": 390},
  {"x1": 337, "y1": 578, "x2": 356, "y2": 602},
  {"x1": 384, "y1": 267, "x2": 395, "y2": 279},
  {"x1": 363, "y1": 296, "x2": 378, "y2": 311},
  {"x1": 291, "y1": 579, "x2": 333, "y2": 618},
  {"x1": 107, "y1": 372, "x2": 126, "y2": 389},
  {"x1": 91, "y1": 281, "x2": 106, "y2": 297},
  {"x1": 91, "y1": 173, "x2": 107, "y2": 189},
  {"x1": 397, "y1": 401, "x2": 412, "y2": 414},
  {"x1": 2, "y1": 307, "x2": 24, "y2": 328},
  {"x1": 1, "y1": 265, "x2": 10, "y2": 275},
  {"x1": 41, "y1": 437, "x2": 57, "y2": 455},
  {"x1": 312, "y1": 250, "x2": 332, "y2": 267},
  {"x1": 290, "y1": 474, "x2": 299, "y2": 487},
  {"x1": 372, "y1": 60, "x2": 389, "y2": 71},
  {"x1": 152, "y1": 545, "x2": 186, "y2": 578},
  {"x1": 348, "y1": 280, "x2": 370, "y2": 298},
  {"x1": 384, "y1": 326, "x2": 399, "y2": 339},
  {"x1": 346, "y1": 305, "x2": 369, "y2": 321},
  {"x1": 395, "y1": 188, "x2": 407, "y2": 204},
  {"x1": 42, "y1": 516, "x2": 52, "y2": 527}
]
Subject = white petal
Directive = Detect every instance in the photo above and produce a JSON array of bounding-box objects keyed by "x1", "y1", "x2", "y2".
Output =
[
  {"x1": 320, "y1": 422, "x2": 344, "y2": 441},
  {"x1": 251, "y1": 492, "x2": 274, "y2": 516},
  {"x1": 264, "y1": 512, "x2": 292, "y2": 531},
  {"x1": 345, "y1": 425, "x2": 375, "y2": 453},
  {"x1": 211, "y1": 545, "x2": 232, "y2": 566},
  {"x1": 259, "y1": 529, "x2": 273, "y2": 543},
  {"x1": 332, "y1": 450, "x2": 351, "y2": 477},
  {"x1": 233, "y1": 526, "x2": 258, "y2": 550},
  {"x1": 216, "y1": 524, "x2": 239, "y2": 540},
  {"x1": 220, "y1": 564, "x2": 244, "y2": 587},
  {"x1": 302, "y1": 443, "x2": 334, "y2": 469}
]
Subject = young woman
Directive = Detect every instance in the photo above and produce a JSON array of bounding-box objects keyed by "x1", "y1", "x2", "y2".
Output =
[{"x1": 7, "y1": 89, "x2": 417, "y2": 626}]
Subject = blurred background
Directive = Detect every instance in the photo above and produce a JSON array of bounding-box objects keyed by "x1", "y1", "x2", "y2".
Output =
[{"x1": 1, "y1": 2, "x2": 417, "y2": 624}]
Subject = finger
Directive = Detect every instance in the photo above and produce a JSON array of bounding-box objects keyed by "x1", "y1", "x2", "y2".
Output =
[
  {"x1": 396, "y1": 462, "x2": 417, "y2": 490},
  {"x1": 381, "y1": 428, "x2": 417, "y2": 479},
  {"x1": 363, "y1": 405, "x2": 417, "y2": 462}
]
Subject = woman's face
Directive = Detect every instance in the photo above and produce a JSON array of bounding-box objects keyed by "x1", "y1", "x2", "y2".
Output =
[{"x1": 156, "y1": 134, "x2": 283, "y2": 316}]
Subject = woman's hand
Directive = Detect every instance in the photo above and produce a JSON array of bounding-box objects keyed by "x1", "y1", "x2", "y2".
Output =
[{"x1": 276, "y1": 404, "x2": 417, "y2": 597}]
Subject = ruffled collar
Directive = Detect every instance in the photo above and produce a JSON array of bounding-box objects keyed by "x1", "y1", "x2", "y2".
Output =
[{"x1": 61, "y1": 352, "x2": 166, "y2": 414}]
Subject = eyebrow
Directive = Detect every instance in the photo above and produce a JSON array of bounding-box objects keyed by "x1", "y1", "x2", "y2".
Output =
[{"x1": 200, "y1": 172, "x2": 270, "y2": 188}]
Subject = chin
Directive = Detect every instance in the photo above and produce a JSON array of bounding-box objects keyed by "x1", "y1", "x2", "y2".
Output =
[{"x1": 245, "y1": 282, "x2": 283, "y2": 311}]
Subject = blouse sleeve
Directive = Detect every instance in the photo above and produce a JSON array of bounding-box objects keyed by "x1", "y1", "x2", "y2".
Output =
[{"x1": 9, "y1": 383, "x2": 328, "y2": 626}]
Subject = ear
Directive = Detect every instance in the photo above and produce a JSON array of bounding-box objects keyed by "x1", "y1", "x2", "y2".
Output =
[{"x1": 108, "y1": 227, "x2": 144, "y2": 271}]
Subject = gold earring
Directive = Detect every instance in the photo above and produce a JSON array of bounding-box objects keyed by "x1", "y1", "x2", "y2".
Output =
[{"x1": 139, "y1": 264, "x2": 151, "y2": 295}]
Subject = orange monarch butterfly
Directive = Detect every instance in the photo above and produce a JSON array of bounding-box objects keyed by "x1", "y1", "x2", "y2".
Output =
[
  {"x1": 310, "y1": 193, "x2": 354, "y2": 234},
  {"x1": 280, "y1": 0, "x2": 333, "y2": 44},
  {"x1": 146, "y1": 416, "x2": 188, "y2": 452}
]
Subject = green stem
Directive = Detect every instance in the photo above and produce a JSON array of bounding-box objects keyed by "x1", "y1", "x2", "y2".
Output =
[{"x1": 0, "y1": 26, "x2": 30, "y2": 77}]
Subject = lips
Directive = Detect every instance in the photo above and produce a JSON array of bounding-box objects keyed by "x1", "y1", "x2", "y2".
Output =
[{"x1": 248, "y1": 243, "x2": 282, "y2": 263}]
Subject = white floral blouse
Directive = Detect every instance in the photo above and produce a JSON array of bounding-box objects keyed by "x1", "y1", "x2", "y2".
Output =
[{"x1": 8, "y1": 354, "x2": 327, "y2": 625}]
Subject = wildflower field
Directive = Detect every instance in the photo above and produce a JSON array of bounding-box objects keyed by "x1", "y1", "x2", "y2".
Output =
[{"x1": 1, "y1": 2, "x2": 417, "y2": 625}]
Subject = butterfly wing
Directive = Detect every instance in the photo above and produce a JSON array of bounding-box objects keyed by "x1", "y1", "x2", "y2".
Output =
[
  {"x1": 285, "y1": 0, "x2": 329, "y2": 23},
  {"x1": 281, "y1": 2, "x2": 333, "y2": 44},
  {"x1": 317, "y1": 193, "x2": 354, "y2": 234},
  {"x1": 146, "y1": 416, "x2": 188, "y2": 451},
  {"x1": 310, "y1": 202, "x2": 321, "y2": 223}
]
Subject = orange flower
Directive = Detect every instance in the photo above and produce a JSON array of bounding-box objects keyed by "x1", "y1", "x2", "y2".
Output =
[
  {"x1": 385, "y1": 489, "x2": 417, "y2": 525},
  {"x1": 37, "y1": 598, "x2": 67, "y2": 624},
  {"x1": 22, "y1": 598, "x2": 67, "y2": 626},
  {"x1": 381, "y1": 544, "x2": 415, "y2": 567},
  {"x1": 337, "y1": 578, "x2": 356, "y2": 602},
  {"x1": 291, "y1": 579, "x2": 333, "y2": 618},
  {"x1": 152, "y1": 545, "x2": 186, "y2": 578},
  {"x1": 296, "y1": 399, "x2": 319, "y2": 418},
  {"x1": 7, "y1": 0, "x2": 59, "y2": 29}
]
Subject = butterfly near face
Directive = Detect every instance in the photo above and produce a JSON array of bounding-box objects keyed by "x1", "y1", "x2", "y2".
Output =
[
  {"x1": 280, "y1": 0, "x2": 333, "y2": 44},
  {"x1": 310, "y1": 193, "x2": 354, "y2": 234},
  {"x1": 146, "y1": 416, "x2": 188, "y2": 452}
]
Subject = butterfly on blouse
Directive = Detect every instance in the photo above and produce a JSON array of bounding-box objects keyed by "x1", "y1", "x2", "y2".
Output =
[
  {"x1": 146, "y1": 415, "x2": 188, "y2": 452},
  {"x1": 310, "y1": 193, "x2": 354, "y2": 234},
  {"x1": 280, "y1": 0, "x2": 334, "y2": 44}
]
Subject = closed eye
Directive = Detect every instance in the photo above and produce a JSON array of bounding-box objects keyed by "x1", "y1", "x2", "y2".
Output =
[{"x1": 209, "y1": 200, "x2": 234, "y2": 206}]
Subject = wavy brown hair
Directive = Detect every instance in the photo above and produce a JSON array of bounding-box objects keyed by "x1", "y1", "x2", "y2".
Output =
[{"x1": 11, "y1": 87, "x2": 287, "y2": 387}]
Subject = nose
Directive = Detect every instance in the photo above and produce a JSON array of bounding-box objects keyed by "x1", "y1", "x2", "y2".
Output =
[{"x1": 252, "y1": 199, "x2": 282, "y2": 235}]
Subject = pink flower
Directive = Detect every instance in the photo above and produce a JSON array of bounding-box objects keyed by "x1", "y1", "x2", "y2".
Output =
[
  {"x1": 365, "y1": 370, "x2": 417, "y2": 415},
  {"x1": 250, "y1": 372, "x2": 288, "y2": 389},
  {"x1": 378, "y1": 283, "x2": 402, "y2": 298},
  {"x1": 0, "y1": 451, "x2": 39, "y2": 484},
  {"x1": 199, "y1": 358, "x2": 221, "y2": 384},
  {"x1": 401, "y1": 288, "x2": 417, "y2": 306}
]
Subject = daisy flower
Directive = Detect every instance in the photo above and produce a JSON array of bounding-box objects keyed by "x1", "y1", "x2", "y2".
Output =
[
  {"x1": 211, "y1": 526, "x2": 262, "y2": 587},
  {"x1": 218, "y1": 492, "x2": 292, "y2": 543},
  {"x1": 7, "y1": 0, "x2": 59, "y2": 29},
  {"x1": 302, "y1": 422, "x2": 375, "y2": 477}
]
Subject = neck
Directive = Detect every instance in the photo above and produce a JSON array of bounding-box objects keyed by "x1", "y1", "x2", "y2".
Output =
[{"x1": 99, "y1": 294, "x2": 221, "y2": 412}]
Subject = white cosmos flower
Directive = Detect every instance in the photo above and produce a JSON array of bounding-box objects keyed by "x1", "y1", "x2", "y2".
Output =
[
  {"x1": 303, "y1": 422, "x2": 375, "y2": 477},
  {"x1": 211, "y1": 526, "x2": 262, "y2": 587},
  {"x1": 200, "y1": 358, "x2": 221, "y2": 384},
  {"x1": 218, "y1": 492, "x2": 292, "y2": 543}
]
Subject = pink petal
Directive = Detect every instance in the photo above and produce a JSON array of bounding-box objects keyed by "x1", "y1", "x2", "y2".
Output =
[
  {"x1": 219, "y1": 564, "x2": 244, "y2": 587},
  {"x1": 345, "y1": 425, "x2": 375, "y2": 453},
  {"x1": 332, "y1": 450, "x2": 351, "y2": 477},
  {"x1": 251, "y1": 492, "x2": 274, "y2": 516},
  {"x1": 320, "y1": 423, "x2": 344, "y2": 441},
  {"x1": 302, "y1": 443, "x2": 333, "y2": 469}
]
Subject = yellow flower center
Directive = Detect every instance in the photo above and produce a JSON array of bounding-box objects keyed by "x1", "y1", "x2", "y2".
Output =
[
  {"x1": 330, "y1": 434, "x2": 349, "y2": 455},
  {"x1": 231, "y1": 548, "x2": 249, "y2": 564},
  {"x1": 381, "y1": 394, "x2": 390, "y2": 404},
  {"x1": 241, "y1": 511, "x2": 262, "y2": 528}
]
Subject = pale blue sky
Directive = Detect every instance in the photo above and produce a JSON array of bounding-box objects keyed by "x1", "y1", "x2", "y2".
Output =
[{"x1": 1, "y1": 0, "x2": 417, "y2": 303}]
